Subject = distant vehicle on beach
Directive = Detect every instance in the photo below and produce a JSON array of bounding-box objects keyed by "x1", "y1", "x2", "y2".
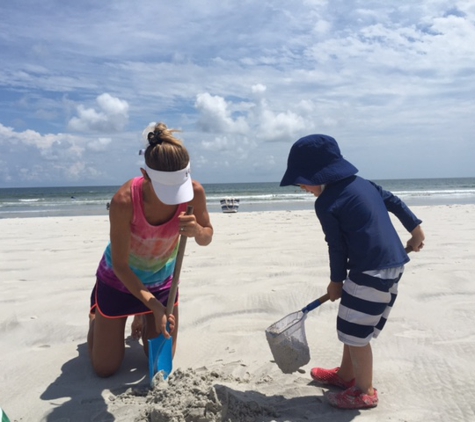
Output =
[{"x1": 220, "y1": 197, "x2": 239, "y2": 213}]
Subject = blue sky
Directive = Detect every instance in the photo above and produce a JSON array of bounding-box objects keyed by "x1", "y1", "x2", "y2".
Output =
[{"x1": 1, "y1": 1, "x2": 474, "y2": 187}]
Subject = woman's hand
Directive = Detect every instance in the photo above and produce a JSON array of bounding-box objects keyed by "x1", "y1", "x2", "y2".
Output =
[
  {"x1": 151, "y1": 301, "x2": 176, "y2": 338},
  {"x1": 178, "y1": 211, "x2": 201, "y2": 238},
  {"x1": 182, "y1": 182, "x2": 213, "y2": 246},
  {"x1": 131, "y1": 315, "x2": 144, "y2": 340}
]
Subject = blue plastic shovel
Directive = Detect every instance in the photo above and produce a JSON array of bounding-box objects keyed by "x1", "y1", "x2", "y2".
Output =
[{"x1": 148, "y1": 206, "x2": 193, "y2": 384}]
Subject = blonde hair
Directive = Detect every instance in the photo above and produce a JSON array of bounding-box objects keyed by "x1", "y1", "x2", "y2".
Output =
[{"x1": 144, "y1": 122, "x2": 190, "y2": 172}]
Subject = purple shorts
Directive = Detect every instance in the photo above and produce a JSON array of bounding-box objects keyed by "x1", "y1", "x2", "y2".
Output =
[{"x1": 90, "y1": 278, "x2": 178, "y2": 318}]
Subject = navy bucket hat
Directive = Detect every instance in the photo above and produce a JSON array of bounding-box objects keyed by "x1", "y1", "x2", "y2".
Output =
[{"x1": 280, "y1": 134, "x2": 358, "y2": 187}]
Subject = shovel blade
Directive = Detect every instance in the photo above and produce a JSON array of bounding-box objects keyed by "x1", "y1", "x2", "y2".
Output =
[{"x1": 148, "y1": 335, "x2": 173, "y2": 384}]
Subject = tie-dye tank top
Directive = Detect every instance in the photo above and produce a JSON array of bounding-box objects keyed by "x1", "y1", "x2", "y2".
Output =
[{"x1": 96, "y1": 177, "x2": 187, "y2": 293}]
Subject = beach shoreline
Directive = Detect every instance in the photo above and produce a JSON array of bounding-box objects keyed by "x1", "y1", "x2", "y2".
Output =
[
  {"x1": 2, "y1": 177, "x2": 475, "y2": 219},
  {"x1": 2, "y1": 194, "x2": 475, "y2": 220},
  {"x1": 1, "y1": 204, "x2": 474, "y2": 421}
]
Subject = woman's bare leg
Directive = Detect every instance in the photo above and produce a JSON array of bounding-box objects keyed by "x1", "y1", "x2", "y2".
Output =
[{"x1": 88, "y1": 311, "x2": 127, "y2": 377}]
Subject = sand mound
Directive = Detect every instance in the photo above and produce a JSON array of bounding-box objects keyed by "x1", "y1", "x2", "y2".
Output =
[{"x1": 115, "y1": 368, "x2": 279, "y2": 422}]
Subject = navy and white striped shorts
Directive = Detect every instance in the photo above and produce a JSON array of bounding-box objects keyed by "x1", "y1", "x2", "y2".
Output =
[{"x1": 337, "y1": 266, "x2": 404, "y2": 347}]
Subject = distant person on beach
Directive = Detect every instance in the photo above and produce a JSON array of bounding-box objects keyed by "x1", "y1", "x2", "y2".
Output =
[
  {"x1": 88, "y1": 122, "x2": 213, "y2": 377},
  {"x1": 280, "y1": 134, "x2": 425, "y2": 410}
]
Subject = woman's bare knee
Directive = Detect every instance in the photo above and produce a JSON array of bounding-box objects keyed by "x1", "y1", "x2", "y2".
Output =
[{"x1": 92, "y1": 361, "x2": 121, "y2": 378}]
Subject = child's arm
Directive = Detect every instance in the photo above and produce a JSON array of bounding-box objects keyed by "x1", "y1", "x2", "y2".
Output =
[
  {"x1": 372, "y1": 182, "x2": 425, "y2": 252},
  {"x1": 369, "y1": 181, "x2": 422, "y2": 232}
]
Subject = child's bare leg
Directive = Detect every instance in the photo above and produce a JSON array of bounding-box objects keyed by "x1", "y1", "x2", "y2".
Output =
[
  {"x1": 337, "y1": 344, "x2": 355, "y2": 382},
  {"x1": 348, "y1": 343, "x2": 374, "y2": 395},
  {"x1": 88, "y1": 311, "x2": 127, "y2": 377}
]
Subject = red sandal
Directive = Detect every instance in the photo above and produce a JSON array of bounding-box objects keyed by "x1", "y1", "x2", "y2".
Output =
[
  {"x1": 326, "y1": 386, "x2": 378, "y2": 409},
  {"x1": 310, "y1": 367, "x2": 355, "y2": 389}
]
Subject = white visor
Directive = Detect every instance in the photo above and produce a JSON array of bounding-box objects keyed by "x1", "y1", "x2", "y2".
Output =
[{"x1": 145, "y1": 162, "x2": 193, "y2": 205}]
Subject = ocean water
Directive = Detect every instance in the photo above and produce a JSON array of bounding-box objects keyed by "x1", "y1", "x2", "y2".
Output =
[{"x1": 0, "y1": 177, "x2": 474, "y2": 219}]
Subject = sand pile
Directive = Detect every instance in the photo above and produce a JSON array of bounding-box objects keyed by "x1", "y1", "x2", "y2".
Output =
[{"x1": 115, "y1": 368, "x2": 279, "y2": 422}]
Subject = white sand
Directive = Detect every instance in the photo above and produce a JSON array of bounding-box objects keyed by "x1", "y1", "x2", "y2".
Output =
[{"x1": 1, "y1": 205, "x2": 475, "y2": 421}]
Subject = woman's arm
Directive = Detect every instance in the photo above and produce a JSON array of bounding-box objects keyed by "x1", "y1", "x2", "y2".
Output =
[{"x1": 179, "y1": 181, "x2": 213, "y2": 246}]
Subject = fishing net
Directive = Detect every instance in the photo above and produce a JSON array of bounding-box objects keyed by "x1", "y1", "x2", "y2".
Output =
[{"x1": 265, "y1": 310, "x2": 310, "y2": 374}]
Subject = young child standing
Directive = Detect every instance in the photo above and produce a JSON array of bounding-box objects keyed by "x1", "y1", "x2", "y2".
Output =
[{"x1": 280, "y1": 134, "x2": 425, "y2": 410}]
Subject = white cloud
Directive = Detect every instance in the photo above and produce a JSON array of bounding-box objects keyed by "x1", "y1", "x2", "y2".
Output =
[
  {"x1": 87, "y1": 137, "x2": 112, "y2": 152},
  {"x1": 195, "y1": 93, "x2": 306, "y2": 144},
  {"x1": 68, "y1": 93, "x2": 129, "y2": 133},
  {"x1": 195, "y1": 93, "x2": 249, "y2": 134},
  {"x1": 0, "y1": 1, "x2": 475, "y2": 186},
  {"x1": 0, "y1": 123, "x2": 69, "y2": 150},
  {"x1": 251, "y1": 84, "x2": 267, "y2": 95},
  {"x1": 0, "y1": 123, "x2": 137, "y2": 185},
  {"x1": 200, "y1": 136, "x2": 235, "y2": 152},
  {"x1": 254, "y1": 100, "x2": 306, "y2": 142},
  {"x1": 313, "y1": 19, "x2": 331, "y2": 34},
  {"x1": 68, "y1": 161, "x2": 86, "y2": 178}
]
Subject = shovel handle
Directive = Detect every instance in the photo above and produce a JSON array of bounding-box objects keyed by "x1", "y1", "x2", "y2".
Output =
[{"x1": 166, "y1": 206, "x2": 194, "y2": 316}]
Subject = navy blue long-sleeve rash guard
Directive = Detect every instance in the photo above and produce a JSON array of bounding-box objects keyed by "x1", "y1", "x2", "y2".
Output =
[{"x1": 315, "y1": 176, "x2": 422, "y2": 282}]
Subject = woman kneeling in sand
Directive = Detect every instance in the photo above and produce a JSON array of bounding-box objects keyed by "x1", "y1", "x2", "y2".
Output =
[{"x1": 87, "y1": 122, "x2": 213, "y2": 377}]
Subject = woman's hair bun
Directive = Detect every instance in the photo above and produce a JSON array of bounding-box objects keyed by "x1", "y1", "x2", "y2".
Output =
[{"x1": 147, "y1": 130, "x2": 163, "y2": 146}]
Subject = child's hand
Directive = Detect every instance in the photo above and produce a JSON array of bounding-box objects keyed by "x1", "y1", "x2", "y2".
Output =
[
  {"x1": 407, "y1": 225, "x2": 425, "y2": 252},
  {"x1": 327, "y1": 281, "x2": 343, "y2": 301}
]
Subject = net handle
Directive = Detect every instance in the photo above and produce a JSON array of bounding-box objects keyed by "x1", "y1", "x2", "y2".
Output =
[
  {"x1": 301, "y1": 293, "x2": 330, "y2": 313},
  {"x1": 301, "y1": 248, "x2": 413, "y2": 314}
]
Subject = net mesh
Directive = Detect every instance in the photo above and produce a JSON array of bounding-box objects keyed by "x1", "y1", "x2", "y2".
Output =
[{"x1": 265, "y1": 310, "x2": 310, "y2": 374}]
